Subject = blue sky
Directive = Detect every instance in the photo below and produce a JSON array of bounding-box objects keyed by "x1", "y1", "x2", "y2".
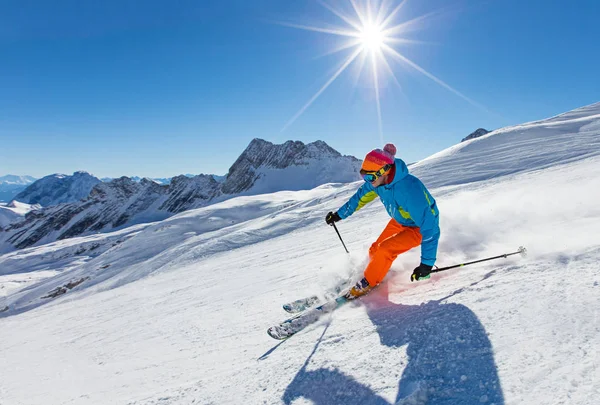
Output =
[{"x1": 1, "y1": 0, "x2": 599, "y2": 178}]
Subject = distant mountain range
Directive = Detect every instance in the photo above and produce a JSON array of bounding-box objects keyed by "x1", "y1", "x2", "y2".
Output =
[
  {"x1": 0, "y1": 139, "x2": 361, "y2": 251},
  {"x1": 0, "y1": 175, "x2": 37, "y2": 203},
  {"x1": 100, "y1": 176, "x2": 195, "y2": 185}
]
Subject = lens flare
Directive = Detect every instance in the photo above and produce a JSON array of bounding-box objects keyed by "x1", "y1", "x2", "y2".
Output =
[{"x1": 279, "y1": 0, "x2": 485, "y2": 141}]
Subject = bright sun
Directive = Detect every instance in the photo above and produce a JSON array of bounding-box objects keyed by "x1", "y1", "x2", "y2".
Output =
[
  {"x1": 279, "y1": 0, "x2": 483, "y2": 140},
  {"x1": 360, "y1": 24, "x2": 385, "y2": 52}
]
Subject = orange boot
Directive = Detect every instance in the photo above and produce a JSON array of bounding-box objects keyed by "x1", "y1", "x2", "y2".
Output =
[{"x1": 345, "y1": 277, "x2": 373, "y2": 299}]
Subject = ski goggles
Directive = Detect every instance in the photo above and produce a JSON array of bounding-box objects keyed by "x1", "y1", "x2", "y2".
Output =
[{"x1": 361, "y1": 164, "x2": 392, "y2": 183}]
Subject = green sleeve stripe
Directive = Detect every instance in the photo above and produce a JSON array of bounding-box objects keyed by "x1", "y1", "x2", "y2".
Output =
[
  {"x1": 356, "y1": 191, "x2": 378, "y2": 212},
  {"x1": 398, "y1": 207, "x2": 412, "y2": 220},
  {"x1": 423, "y1": 190, "x2": 437, "y2": 215}
]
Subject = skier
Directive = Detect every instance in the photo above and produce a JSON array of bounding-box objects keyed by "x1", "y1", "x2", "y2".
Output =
[{"x1": 325, "y1": 143, "x2": 440, "y2": 299}]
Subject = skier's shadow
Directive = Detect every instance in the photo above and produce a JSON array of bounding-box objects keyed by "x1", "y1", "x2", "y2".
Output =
[{"x1": 283, "y1": 281, "x2": 504, "y2": 404}]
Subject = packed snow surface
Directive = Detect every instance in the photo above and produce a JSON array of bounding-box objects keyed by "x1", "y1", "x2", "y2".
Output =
[{"x1": 1, "y1": 103, "x2": 600, "y2": 404}]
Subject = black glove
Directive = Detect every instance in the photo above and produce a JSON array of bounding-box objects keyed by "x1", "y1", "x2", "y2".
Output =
[
  {"x1": 325, "y1": 211, "x2": 341, "y2": 226},
  {"x1": 411, "y1": 263, "x2": 433, "y2": 282}
]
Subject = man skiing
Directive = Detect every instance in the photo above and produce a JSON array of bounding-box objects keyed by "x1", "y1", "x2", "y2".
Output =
[{"x1": 325, "y1": 143, "x2": 440, "y2": 299}]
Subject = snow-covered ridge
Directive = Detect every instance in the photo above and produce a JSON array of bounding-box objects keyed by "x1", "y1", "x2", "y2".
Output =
[
  {"x1": 412, "y1": 101, "x2": 600, "y2": 188},
  {"x1": 0, "y1": 139, "x2": 361, "y2": 252},
  {"x1": 0, "y1": 201, "x2": 41, "y2": 229}
]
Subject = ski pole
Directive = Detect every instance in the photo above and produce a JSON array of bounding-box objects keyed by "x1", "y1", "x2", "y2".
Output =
[
  {"x1": 332, "y1": 222, "x2": 349, "y2": 254},
  {"x1": 431, "y1": 246, "x2": 527, "y2": 274}
]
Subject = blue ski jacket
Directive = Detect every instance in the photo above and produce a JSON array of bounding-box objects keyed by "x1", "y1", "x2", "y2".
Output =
[{"x1": 337, "y1": 158, "x2": 440, "y2": 266}]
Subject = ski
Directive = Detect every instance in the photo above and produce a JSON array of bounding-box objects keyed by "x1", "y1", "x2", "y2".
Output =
[
  {"x1": 282, "y1": 282, "x2": 349, "y2": 314},
  {"x1": 268, "y1": 295, "x2": 350, "y2": 340},
  {"x1": 282, "y1": 295, "x2": 320, "y2": 314}
]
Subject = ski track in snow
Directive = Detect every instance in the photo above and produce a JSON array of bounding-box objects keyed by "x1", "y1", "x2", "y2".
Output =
[{"x1": 0, "y1": 103, "x2": 599, "y2": 404}]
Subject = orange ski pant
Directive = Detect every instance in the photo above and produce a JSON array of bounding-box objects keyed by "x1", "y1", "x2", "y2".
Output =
[{"x1": 364, "y1": 219, "x2": 422, "y2": 286}]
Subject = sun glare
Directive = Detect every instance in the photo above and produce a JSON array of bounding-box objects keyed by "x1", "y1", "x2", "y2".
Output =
[
  {"x1": 279, "y1": 0, "x2": 484, "y2": 140},
  {"x1": 360, "y1": 24, "x2": 385, "y2": 52}
]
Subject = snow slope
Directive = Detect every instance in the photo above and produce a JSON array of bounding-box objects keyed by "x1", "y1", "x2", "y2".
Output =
[
  {"x1": 0, "y1": 201, "x2": 40, "y2": 228},
  {"x1": 1, "y1": 102, "x2": 600, "y2": 404},
  {"x1": 0, "y1": 224, "x2": 148, "y2": 298},
  {"x1": 412, "y1": 102, "x2": 600, "y2": 188}
]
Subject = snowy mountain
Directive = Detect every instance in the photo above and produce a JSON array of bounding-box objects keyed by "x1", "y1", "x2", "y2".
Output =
[
  {"x1": 101, "y1": 175, "x2": 203, "y2": 185},
  {"x1": 102, "y1": 176, "x2": 175, "y2": 185},
  {"x1": 0, "y1": 139, "x2": 361, "y2": 251},
  {"x1": 0, "y1": 175, "x2": 37, "y2": 202},
  {"x1": 461, "y1": 127, "x2": 490, "y2": 142},
  {"x1": 1, "y1": 102, "x2": 599, "y2": 404},
  {"x1": 221, "y1": 138, "x2": 361, "y2": 195},
  {"x1": 14, "y1": 171, "x2": 101, "y2": 207},
  {"x1": 129, "y1": 176, "x2": 172, "y2": 185}
]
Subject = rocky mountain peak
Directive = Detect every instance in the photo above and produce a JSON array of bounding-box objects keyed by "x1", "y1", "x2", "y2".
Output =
[
  {"x1": 73, "y1": 171, "x2": 92, "y2": 177},
  {"x1": 461, "y1": 128, "x2": 491, "y2": 142},
  {"x1": 90, "y1": 176, "x2": 169, "y2": 203},
  {"x1": 221, "y1": 138, "x2": 358, "y2": 194}
]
